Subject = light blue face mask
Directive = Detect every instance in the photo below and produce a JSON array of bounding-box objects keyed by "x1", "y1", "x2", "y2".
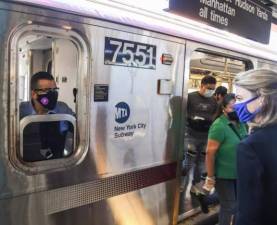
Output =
[
  {"x1": 233, "y1": 96, "x2": 261, "y2": 123},
  {"x1": 203, "y1": 89, "x2": 215, "y2": 98}
]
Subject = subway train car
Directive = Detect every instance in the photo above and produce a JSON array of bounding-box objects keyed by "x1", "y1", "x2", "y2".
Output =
[{"x1": 0, "y1": 1, "x2": 277, "y2": 225}]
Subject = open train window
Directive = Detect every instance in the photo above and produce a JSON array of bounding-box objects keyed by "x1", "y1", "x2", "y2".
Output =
[{"x1": 9, "y1": 24, "x2": 89, "y2": 173}]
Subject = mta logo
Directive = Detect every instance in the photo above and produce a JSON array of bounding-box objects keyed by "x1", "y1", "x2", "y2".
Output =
[{"x1": 115, "y1": 102, "x2": 130, "y2": 123}]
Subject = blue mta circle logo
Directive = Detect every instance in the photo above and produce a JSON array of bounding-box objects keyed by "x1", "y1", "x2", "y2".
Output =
[{"x1": 115, "y1": 102, "x2": 130, "y2": 123}]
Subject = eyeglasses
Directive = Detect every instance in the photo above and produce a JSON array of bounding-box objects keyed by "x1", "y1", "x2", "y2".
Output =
[{"x1": 34, "y1": 87, "x2": 59, "y2": 95}]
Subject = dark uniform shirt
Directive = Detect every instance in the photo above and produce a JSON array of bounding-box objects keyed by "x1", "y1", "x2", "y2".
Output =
[{"x1": 187, "y1": 91, "x2": 217, "y2": 138}]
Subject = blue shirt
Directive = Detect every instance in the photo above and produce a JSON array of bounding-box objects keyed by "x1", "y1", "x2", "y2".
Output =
[{"x1": 20, "y1": 101, "x2": 74, "y2": 119}]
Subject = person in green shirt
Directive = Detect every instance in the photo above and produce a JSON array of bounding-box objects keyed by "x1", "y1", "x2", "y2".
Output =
[{"x1": 203, "y1": 93, "x2": 247, "y2": 225}]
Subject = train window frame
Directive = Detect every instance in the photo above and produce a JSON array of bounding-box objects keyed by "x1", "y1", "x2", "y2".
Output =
[{"x1": 9, "y1": 23, "x2": 90, "y2": 174}]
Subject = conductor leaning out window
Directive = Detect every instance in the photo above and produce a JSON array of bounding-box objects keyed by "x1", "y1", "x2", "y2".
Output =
[{"x1": 20, "y1": 71, "x2": 74, "y2": 162}]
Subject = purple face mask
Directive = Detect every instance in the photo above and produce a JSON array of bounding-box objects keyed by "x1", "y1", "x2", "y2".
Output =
[
  {"x1": 37, "y1": 90, "x2": 58, "y2": 110},
  {"x1": 233, "y1": 96, "x2": 261, "y2": 123}
]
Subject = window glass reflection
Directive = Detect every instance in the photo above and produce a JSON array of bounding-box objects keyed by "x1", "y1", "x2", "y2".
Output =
[{"x1": 23, "y1": 120, "x2": 74, "y2": 162}]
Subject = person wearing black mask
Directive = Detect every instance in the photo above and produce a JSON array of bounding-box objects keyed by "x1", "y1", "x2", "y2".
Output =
[
  {"x1": 20, "y1": 71, "x2": 74, "y2": 161},
  {"x1": 203, "y1": 94, "x2": 247, "y2": 225}
]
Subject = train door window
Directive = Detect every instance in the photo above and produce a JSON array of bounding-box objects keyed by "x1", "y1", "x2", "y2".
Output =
[
  {"x1": 10, "y1": 24, "x2": 89, "y2": 173},
  {"x1": 189, "y1": 51, "x2": 247, "y2": 93}
]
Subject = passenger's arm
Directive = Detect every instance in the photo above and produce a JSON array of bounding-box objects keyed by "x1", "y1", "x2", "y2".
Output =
[
  {"x1": 205, "y1": 139, "x2": 220, "y2": 178},
  {"x1": 203, "y1": 121, "x2": 224, "y2": 191},
  {"x1": 236, "y1": 142, "x2": 264, "y2": 225},
  {"x1": 203, "y1": 139, "x2": 220, "y2": 191}
]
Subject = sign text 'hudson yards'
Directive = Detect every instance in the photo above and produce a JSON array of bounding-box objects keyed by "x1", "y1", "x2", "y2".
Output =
[{"x1": 169, "y1": 0, "x2": 272, "y2": 44}]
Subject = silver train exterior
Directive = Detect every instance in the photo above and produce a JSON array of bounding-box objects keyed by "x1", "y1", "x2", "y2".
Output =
[{"x1": 0, "y1": 1, "x2": 276, "y2": 225}]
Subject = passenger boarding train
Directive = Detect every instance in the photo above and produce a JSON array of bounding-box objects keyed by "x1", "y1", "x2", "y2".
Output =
[{"x1": 0, "y1": 0, "x2": 276, "y2": 225}]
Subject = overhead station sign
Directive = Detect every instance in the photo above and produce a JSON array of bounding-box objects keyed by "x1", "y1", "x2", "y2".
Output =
[{"x1": 168, "y1": 0, "x2": 272, "y2": 44}]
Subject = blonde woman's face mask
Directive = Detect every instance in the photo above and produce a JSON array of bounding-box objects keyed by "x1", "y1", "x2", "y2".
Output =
[{"x1": 234, "y1": 86, "x2": 262, "y2": 123}]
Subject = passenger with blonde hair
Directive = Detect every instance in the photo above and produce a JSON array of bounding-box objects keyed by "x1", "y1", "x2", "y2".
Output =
[{"x1": 233, "y1": 69, "x2": 277, "y2": 225}]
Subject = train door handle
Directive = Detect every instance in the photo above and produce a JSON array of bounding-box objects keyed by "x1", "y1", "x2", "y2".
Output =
[
  {"x1": 73, "y1": 88, "x2": 78, "y2": 103},
  {"x1": 157, "y1": 79, "x2": 173, "y2": 95}
]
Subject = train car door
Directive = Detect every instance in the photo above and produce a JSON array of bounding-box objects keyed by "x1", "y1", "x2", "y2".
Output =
[{"x1": 179, "y1": 41, "x2": 255, "y2": 221}]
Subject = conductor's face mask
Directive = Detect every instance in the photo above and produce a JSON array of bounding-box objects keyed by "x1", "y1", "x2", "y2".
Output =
[
  {"x1": 234, "y1": 96, "x2": 261, "y2": 123},
  {"x1": 35, "y1": 88, "x2": 59, "y2": 110}
]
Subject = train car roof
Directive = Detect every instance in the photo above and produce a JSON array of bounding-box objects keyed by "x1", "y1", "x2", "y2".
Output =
[{"x1": 6, "y1": 0, "x2": 277, "y2": 62}]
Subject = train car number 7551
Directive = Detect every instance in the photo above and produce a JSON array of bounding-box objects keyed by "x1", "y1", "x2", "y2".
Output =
[{"x1": 104, "y1": 37, "x2": 156, "y2": 69}]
